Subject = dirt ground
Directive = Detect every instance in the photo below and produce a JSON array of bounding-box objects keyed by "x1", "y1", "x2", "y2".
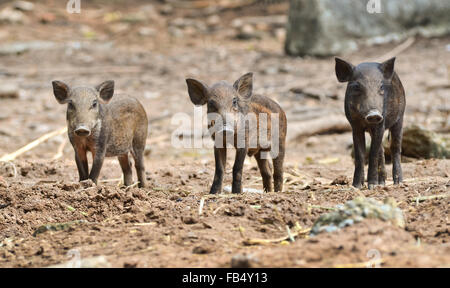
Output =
[{"x1": 0, "y1": 0, "x2": 449, "y2": 267}]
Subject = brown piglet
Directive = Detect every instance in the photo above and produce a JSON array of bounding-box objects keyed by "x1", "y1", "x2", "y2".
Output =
[
  {"x1": 186, "y1": 73, "x2": 287, "y2": 194},
  {"x1": 52, "y1": 80, "x2": 148, "y2": 187}
]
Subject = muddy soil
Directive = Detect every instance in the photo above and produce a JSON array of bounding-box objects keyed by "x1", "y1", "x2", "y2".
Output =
[{"x1": 0, "y1": 0, "x2": 449, "y2": 267}]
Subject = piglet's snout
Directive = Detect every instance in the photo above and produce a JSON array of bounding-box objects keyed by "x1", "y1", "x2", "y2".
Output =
[
  {"x1": 74, "y1": 125, "x2": 91, "y2": 137},
  {"x1": 365, "y1": 110, "x2": 383, "y2": 124},
  {"x1": 215, "y1": 123, "x2": 235, "y2": 147}
]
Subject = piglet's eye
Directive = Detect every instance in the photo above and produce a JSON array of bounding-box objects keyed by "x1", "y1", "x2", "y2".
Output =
[
  {"x1": 92, "y1": 100, "x2": 98, "y2": 109},
  {"x1": 349, "y1": 83, "x2": 361, "y2": 92},
  {"x1": 232, "y1": 98, "x2": 238, "y2": 106},
  {"x1": 207, "y1": 101, "x2": 217, "y2": 111}
]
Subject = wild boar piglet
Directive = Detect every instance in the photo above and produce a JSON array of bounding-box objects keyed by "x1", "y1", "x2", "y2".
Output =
[
  {"x1": 186, "y1": 73, "x2": 287, "y2": 194},
  {"x1": 335, "y1": 57, "x2": 406, "y2": 189},
  {"x1": 52, "y1": 80, "x2": 148, "y2": 187}
]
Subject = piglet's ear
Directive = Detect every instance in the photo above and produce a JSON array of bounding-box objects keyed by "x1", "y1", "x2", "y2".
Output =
[
  {"x1": 52, "y1": 80, "x2": 70, "y2": 104},
  {"x1": 96, "y1": 80, "x2": 114, "y2": 103},
  {"x1": 186, "y1": 78, "x2": 209, "y2": 106},
  {"x1": 380, "y1": 57, "x2": 396, "y2": 80},
  {"x1": 233, "y1": 72, "x2": 253, "y2": 99},
  {"x1": 335, "y1": 58, "x2": 354, "y2": 83}
]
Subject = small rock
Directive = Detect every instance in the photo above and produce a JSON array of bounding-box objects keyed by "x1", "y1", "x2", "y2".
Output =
[
  {"x1": 168, "y1": 26, "x2": 183, "y2": 38},
  {"x1": 305, "y1": 136, "x2": 320, "y2": 147},
  {"x1": 0, "y1": 41, "x2": 57, "y2": 55},
  {"x1": 224, "y1": 205, "x2": 245, "y2": 216},
  {"x1": 192, "y1": 245, "x2": 212, "y2": 254},
  {"x1": 206, "y1": 15, "x2": 221, "y2": 27},
  {"x1": 160, "y1": 4, "x2": 173, "y2": 15},
  {"x1": 182, "y1": 215, "x2": 198, "y2": 225},
  {"x1": 13, "y1": 1, "x2": 34, "y2": 12},
  {"x1": 331, "y1": 176, "x2": 350, "y2": 185},
  {"x1": 139, "y1": 4, "x2": 160, "y2": 21},
  {"x1": 33, "y1": 220, "x2": 87, "y2": 237},
  {"x1": 122, "y1": 12, "x2": 147, "y2": 23},
  {"x1": 388, "y1": 125, "x2": 449, "y2": 159},
  {"x1": 39, "y1": 12, "x2": 56, "y2": 24},
  {"x1": 262, "y1": 66, "x2": 279, "y2": 75},
  {"x1": 186, "y1": 232, "x2": 198, "y2": 240},
  {"x1": 236, "y1": 24, "x2": 261, "y2": 40},
  {"x1": 274, "y1": 28, "x2": 286, "y2": 41},
  {"x1": 144, "y1": 91, "x2": 160, "y2": 99},
  {"x1": 0, "y1": 84, "x2": 19, "y2": 99},
  {"x1": 144, "y1": 145, "x2": 152, "y2": 156},
  {"x1": 231, "y1": 254, "x2": 258, "y2": 268},
  {"x1": 0, "y1": 7, "x2": 28, "y2": 24},
  {"x1": 352, "y1": 125, "x2": 449, "y2": 161},
  {"x1": 138, "y1": 27, "x2": 157, "y2": 37},
  {"x1": 123, "y1": 261, "x2": 138, "y2": 268},
  {"x1": 310, "y1": 197, "x2": 405, "y2": 236},
  {"x1": 109, "y1": 23, "x2": 130, "y2": 34},
  {"x1": 48, "y1": 256, "x2": 111, "y2": 268}
]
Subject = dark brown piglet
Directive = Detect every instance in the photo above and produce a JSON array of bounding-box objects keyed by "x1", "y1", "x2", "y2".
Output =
[
  {"x1": 52, "y1": 80, "x2": 148, "y2": 187},
  {"x1": 335, "y1": 57, "x2": 406, "y2": 189},
  {"x1": 186, "y1": 73, "x2": 287, "y2": 194}
]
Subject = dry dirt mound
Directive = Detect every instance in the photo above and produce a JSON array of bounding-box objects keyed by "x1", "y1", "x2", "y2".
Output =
[{"x1": 0, "y1": 160, "x2": 448, "y2": 267}]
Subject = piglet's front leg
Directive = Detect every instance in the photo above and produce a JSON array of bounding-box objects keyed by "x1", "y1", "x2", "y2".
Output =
[
  {"x1": 367, "y1": 126, "x2": 384, "y2": 190},
  {"x1": 74, "y1": 147, "x2": 89, "y2": 182},
  {"x1": 89, "y1": 145, "x2": 106, "y2": 185},
  {"x1": 210, "y1": 148, "x2": 227, "y2": 194},
  {"x1": 352, "y1": 127, "x2": 366, "y2": 189},
  {"x1": 232, "y1": 148, "x2": 248, "y2": 194}
]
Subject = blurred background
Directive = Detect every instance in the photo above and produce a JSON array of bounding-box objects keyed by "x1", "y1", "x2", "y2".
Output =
[{"x1": 0, "y1": 0, "x2": 448, "y2": 179}]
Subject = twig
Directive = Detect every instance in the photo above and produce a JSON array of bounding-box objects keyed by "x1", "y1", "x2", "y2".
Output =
[
  {"x1": 286, "y1": 226, "x2": 295, "y2": 242},
  {"x1": 334, "y1": 258, "x2": 384, "y2": 268},
  {"x1": 0, "y1": 127, "x2": 67, "y2": 162},
  {"x1": 243, "y1": 228, "x2": 310, "y2": 246},
  {"x1": 125, "y1": 182, "x2": 140, "y2": 191},
  {"x1": 52, "y1": 138, "x2": 67, "y2": 160},
  {"x1": 411, "y1": 193, "x2": 449, "y2": 203},
  {"x1": 100, "y1": 178, "x2": 123, "y2": 183},
  {"x1": 308, "y1": 204, "x2": 337, "y2": 211},
  {"x1": 198, "y1": 197, "x2": 205, "y2": 216},
  {"x1": 239, "y1": 225, "x2": 246, "y2": 238},
  {"x1": 133, "y1": 222, "x2": 157, "y2": 227},
  {"x1": 373, "y1": 37, "x2": 415, "y2": 63},
  {"x1": 213, "y1": 204, "x2": 226, "y2": 215}
]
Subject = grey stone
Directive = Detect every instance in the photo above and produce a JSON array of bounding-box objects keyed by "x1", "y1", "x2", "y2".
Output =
[
  {"x1": 48, "y1": 256, "x2": 111, "y2": 268},
  {"x1": 285, "y1": 0, "x2": 450, "y2": 56},
  {"x1": 13, "y1": 1, "x2": 34, "y2": 12},
  {"x1": 310, "y1": 197, "x2": 405, "y2": 236}
]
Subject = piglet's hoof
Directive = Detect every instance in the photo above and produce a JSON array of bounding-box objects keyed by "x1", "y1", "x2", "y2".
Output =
[{"x1": 80, "y1": 179, "x2": 96, "y2": 188}]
